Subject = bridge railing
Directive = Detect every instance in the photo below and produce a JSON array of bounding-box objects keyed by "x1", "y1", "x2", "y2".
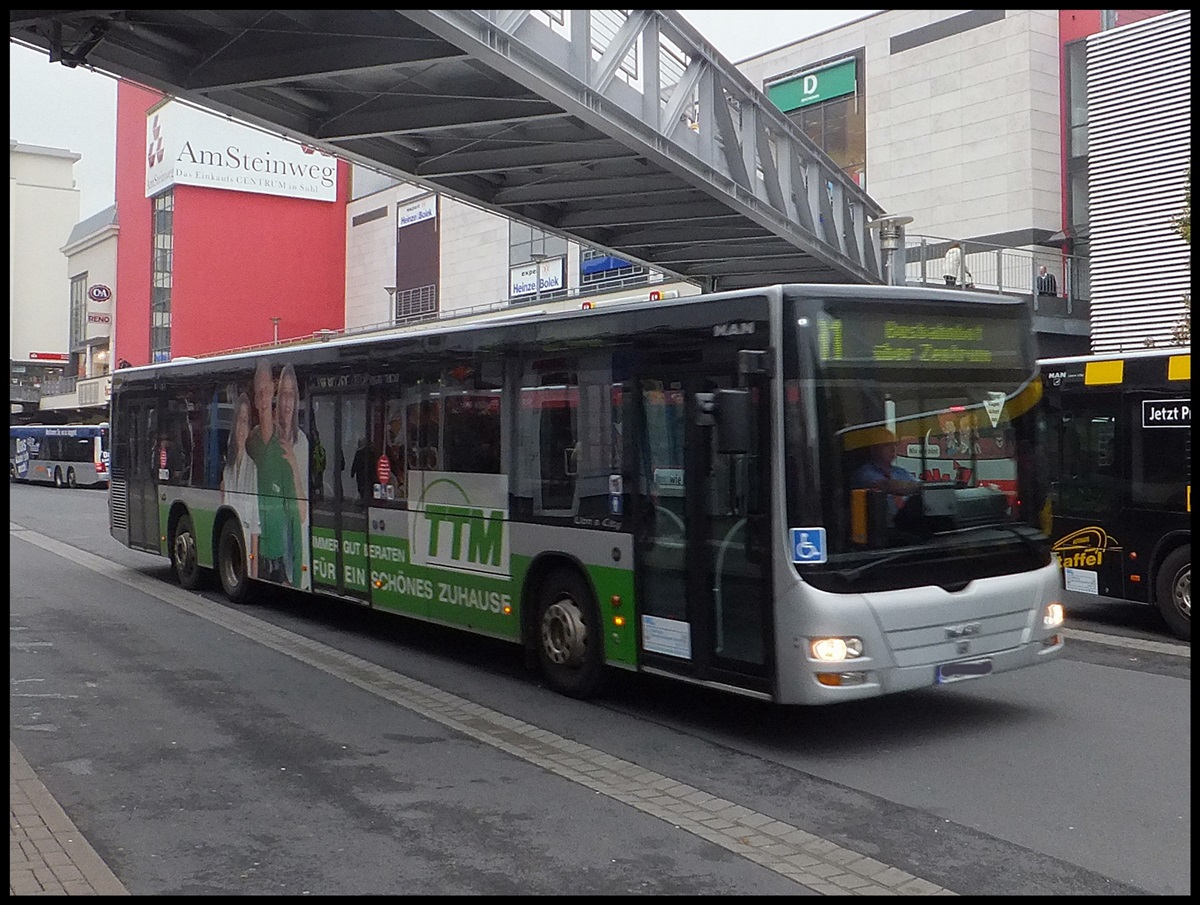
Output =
[{"x1": 904, "y1": 234, "x2": 1090, "y2": 322}]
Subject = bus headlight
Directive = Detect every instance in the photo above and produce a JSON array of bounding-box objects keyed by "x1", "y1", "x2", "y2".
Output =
[
  {"x1": 810, "y1": 637, "x2": 864, "y2": 661},
  {"x1": 1043, "y1": 602, "x2": 1064, "y2": 628}
]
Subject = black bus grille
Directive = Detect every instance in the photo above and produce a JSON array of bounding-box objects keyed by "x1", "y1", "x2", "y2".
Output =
[{"x1": 109, "y1": 479, "x2": 128, "y2": 531}]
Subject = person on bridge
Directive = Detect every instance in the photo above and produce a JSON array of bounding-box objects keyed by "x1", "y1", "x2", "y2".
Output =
[
  {"x1": 1037, "y1": 265, "x2": 1058, "y2": 296},
  {"x1": 943, "y1": 241, "x2": 971, "y2": 287}
]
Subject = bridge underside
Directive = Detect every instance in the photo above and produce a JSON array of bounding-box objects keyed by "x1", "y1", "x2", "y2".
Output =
[{"x1": 11, "y1": 9, "x2": 886, "y2": 290}]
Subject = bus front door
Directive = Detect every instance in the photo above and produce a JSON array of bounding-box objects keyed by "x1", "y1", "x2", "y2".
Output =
[
  {"x1": 635, "y1": 372, "x2": 772, "y2": 695},
  {"x1": 309, "y1": 393, "x2": 370, "y2": 601}
]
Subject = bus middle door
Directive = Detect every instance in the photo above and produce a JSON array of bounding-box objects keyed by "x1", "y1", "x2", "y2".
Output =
[
  {"x1": 309, "y1": 392, "x2": 370, "y2": 601},
  {"x1": 634, "y1": 363, "x2": 772, "y2": 695}
]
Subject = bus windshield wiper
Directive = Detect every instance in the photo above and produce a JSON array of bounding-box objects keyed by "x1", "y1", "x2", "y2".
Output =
[
  {"x1": 838, "y1": 547, "x2": 931, "y2": 581},
  {"x1": 837, "y1": 523, "x2": 1043, "y2": 582},
  {"x1": 943, "y1": 521, "x2": 1045, "y2": 555}
]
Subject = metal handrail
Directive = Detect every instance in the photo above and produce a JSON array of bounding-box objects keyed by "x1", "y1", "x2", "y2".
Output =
[{"x1": 904, "y1": 233, "x2": 1089, "y2": 318}]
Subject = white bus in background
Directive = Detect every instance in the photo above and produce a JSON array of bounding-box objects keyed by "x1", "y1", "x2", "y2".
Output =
[{"x1": 10, "y1": 423, "x2": 111, "y2": 488}]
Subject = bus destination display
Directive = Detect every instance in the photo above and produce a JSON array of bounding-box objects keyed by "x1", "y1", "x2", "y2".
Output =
[{"x1": 818, "y1": 313, "x2": 1023, "y2": 367}]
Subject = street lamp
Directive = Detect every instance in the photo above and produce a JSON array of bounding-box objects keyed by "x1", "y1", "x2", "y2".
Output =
[
  {"x1": 530, "y1": 253, "x2": 549, "y2": 303},
  {"x1": 868, "y1": 214, "x2": 914, "y2": 286}
]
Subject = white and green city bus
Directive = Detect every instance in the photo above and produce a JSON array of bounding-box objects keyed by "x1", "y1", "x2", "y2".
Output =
[{"x1": 108, "y1": 284, "x2": 1065, "y2": 703}]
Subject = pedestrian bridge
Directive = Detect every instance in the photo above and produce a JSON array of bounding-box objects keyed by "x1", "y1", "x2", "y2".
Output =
[{"x1": 11, "y1": 9, "x2": 887, "y2": 289}]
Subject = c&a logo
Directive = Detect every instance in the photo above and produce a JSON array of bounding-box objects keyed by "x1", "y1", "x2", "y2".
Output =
[{"x1": 1052, "y1": 526, "x2": 1121, "y2": 569}]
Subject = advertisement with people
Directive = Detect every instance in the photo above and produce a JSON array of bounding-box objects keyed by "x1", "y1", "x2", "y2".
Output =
[{"x1": 220, "y1": 358, "x2": 311, "y2": 591}]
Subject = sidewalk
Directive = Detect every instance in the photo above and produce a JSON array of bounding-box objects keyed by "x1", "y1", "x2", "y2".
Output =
[{"x1": 10, "y1": 741, "x2": 129, "y2": 896}]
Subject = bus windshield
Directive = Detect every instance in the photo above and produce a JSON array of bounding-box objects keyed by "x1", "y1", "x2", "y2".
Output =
[{"x1": 784, "y1": 296, "x2": 1050, "y2": 590}]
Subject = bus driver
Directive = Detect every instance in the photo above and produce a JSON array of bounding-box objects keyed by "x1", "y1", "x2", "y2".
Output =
[{"x1": 851, "y1": 428, "x2": 920, "y2": 516}]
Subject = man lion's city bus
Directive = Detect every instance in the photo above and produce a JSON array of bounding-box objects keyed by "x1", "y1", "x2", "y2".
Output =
[
  {"x1": 1040, "y1": 347, "x2": 1190, "y2": 640},
  {"x1": 108, "y1": 285, "x2": 1065, "y2": 703},
  {"x1": 10, "y1": 422, "x2": 111, "y2": 488}
]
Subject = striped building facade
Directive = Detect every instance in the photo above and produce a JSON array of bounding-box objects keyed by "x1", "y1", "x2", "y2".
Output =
[{"x1": 1086, "y1": 10, "x2": 1191, "y2": 353}]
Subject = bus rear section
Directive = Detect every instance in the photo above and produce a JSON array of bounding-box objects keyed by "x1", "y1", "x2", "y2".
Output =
[
  {"x1": 1040, "y1": 348, "x2": 1190, "y2": 639},
  {"x1": 10, "y1": 424, "x2": 110, "y2": 488}
]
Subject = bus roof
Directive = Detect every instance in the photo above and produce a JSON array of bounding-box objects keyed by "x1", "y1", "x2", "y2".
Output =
[
  {"x1": 111, "y1": 282, "x2": 1029, "y2": 382},
  {"x1": 1039, "y1": 346, "x2": 1190, "y2": 365}
]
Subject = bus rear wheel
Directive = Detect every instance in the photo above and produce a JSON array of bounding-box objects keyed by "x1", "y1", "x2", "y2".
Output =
[
  {"x1": 53, "y1": 467, "x2": 64, "y2": 488},
  {"x1": 217, "y1": 519, "x2": 254, "y2": 605},
  {"x1": 535, "y1": 567, "x2": 606, "y2": 699},
  {"x1": 66, "y1": 468, "x2": 77, "y2": 488},
  {"x1": 1156, "y1": 547, "x2": 1190, "y2": 641},
  {"x1": 171, "y1": 512, "x2": 206, "y2": 590}
]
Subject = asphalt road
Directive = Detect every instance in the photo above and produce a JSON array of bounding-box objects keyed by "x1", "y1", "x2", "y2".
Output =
[{"x1": 9, "y1": 482, "x2": 1191, "y2": 895}]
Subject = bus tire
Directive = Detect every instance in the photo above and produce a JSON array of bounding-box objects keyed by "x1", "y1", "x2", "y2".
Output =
[
  {"x1": 1155, "y1": 547, "x2": 1190, "y2": 641},
  {"x1": 535, "y1": 567, "x2": 606, "y2": 699},
  {"x1": 66, "y1": 468, "x2": 77, "y2": 489},
  {"x1": 171, "y1": 512, "x2": 206, "y2": 590},
  {"x1": 217, "y1": 518, "x2": 254, "y2": 605},
  {"x1": 53, "y1": 467, "x2": 64, "y2": 488}
]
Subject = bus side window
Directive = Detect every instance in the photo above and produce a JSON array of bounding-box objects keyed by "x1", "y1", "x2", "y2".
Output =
[
  {"x1": 1058, "y1": 404, "x2": 1120, "y2": 516},
  {"x1": 1130, "y1": 392, "x2": 1191, "y2": 509},
  {"x1": 517, "y1": 359, "x2": 579, "y2": 515}
]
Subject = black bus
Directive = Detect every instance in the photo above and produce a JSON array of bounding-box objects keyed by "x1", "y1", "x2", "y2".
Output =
[{"x1": 1040, "y1": 347, "x2": 1191, "y2": 639}]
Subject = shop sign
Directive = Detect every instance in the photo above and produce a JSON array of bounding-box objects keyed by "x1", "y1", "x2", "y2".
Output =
[
  {"x1": 510, "y1": 257, "x2": 564, "y2": 298},
  {"x1": 145, "y1": 99, "x2": 338, "y2": 202},
  {"x1": 767, "y1": 58, "x2": 857, "y2": 112},
  {"x1": 398, "y1": 195, "x2": 437, "y2": 229}
]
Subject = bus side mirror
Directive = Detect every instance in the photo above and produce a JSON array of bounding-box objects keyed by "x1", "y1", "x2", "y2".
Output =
[{"x1": 696, "y1": 389, "x2": 752, "y2": 454}]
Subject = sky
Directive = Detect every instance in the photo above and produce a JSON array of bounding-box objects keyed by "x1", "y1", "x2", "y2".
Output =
[{"x1": 9, "y1": 10, "x2": 879, "y2": 221}]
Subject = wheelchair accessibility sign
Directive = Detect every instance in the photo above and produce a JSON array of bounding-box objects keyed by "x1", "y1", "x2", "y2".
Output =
[{"x1": 790, "y1": 528, "x2": 827, "y2": 564}]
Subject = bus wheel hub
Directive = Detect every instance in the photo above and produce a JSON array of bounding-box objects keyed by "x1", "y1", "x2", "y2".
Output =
[
  {"x1": 174, "y1": 532, "x2": 196, "y2": 570},
  {"x1": 541, "y1": 599, "x2": 587, "y2": 667}
]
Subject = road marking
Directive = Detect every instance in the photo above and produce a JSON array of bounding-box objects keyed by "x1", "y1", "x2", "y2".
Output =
[
  {"x1": 1061, "y1": 627, "x2": 1190, "y2": 659},
  {"x1": 13, "y1": 523, "x2": 954, "y2": 896}
]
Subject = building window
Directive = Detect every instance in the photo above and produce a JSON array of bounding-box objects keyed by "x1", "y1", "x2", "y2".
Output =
[
  {"x1": 69, "y1": 273, "x2": 87, "y2": 352},
  {"x1": 766, "y1": 52, "x2": 867, "y2": 187},
  {"x1": 1066, "y1": 41, "x2": 1089, "y2": 159},
  {"x1": 395, "y1": 284, "x2": 437, "y2": 322},
  {"x1": 69, "y1": 271, "x2": 87, "y2": 376},
  {"x1": 580, "y1": 247, "x2": 647, "y2": 289},
  {"x1": 509, "y1": 221, "x2": 568, "y2": 268},
  {"x1": 1063, "y1": 40, "x2": 1090, "y2": 298},
  {"x1": 150, "y1": 191, "x2": 174, "y2": 363}
]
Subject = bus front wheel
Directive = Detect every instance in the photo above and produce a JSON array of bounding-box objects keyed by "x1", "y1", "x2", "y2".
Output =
[
  {"x1": 171, "y1": 512, "x2": 206, "y2": 590},
  {"x1": 535, "y1": 567, "x2": 606, "y2": 699},
  {"x1": 1156, "y1": 547, "x2": 1190, "y2": 641},
  {"x1": 217, "y1": 519, "x2": 254, "y2": 605}
]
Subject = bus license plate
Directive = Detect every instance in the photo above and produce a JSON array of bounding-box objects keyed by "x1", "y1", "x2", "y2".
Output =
[{"x1": 936, "y1": 659, "x2": 993, "y2": 684}]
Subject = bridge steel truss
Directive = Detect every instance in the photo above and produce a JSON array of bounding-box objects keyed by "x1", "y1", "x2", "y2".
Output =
[{"x1": 11, "y1": 9, "x2": 886, "y2": 289}]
